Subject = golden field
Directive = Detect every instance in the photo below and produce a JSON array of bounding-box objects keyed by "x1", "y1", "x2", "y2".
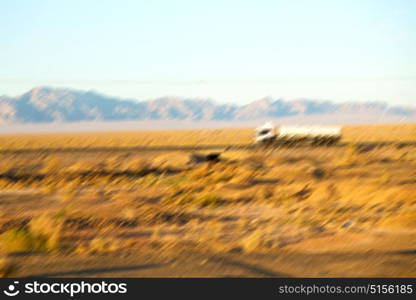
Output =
[
  {"x1": 0, "y1": 123, "x2": 415, "y2": 277},
  {"x1": 0, "y1": 123, "x2": 415, "y2": 151}
]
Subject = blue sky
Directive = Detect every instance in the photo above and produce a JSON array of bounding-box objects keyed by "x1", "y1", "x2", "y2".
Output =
[{"x1": 1, "y1": 0, "x2": 415, "y2": 104}]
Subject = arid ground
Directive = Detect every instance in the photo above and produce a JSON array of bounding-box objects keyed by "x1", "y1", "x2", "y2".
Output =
[{"x1": 0, "y1": 124, "x2": 415, "y2": 277}]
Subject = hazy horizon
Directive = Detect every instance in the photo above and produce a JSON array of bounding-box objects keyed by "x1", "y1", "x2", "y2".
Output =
[
  {"x1": 4, "y1": 84, "x2": 416, "y2": 107},
  {"x1": 1, "y1": 0, "x2": 415, "y2": 105}
]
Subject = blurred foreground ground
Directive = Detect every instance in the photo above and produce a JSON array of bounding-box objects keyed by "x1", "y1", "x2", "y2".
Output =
[{"x1": 0, "y1": 124, "x2": 415, "y2": 277}]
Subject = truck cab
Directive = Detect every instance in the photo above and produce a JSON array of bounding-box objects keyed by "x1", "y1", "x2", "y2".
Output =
[{"x1": 255, "y1": 122, "x2": 276, "y2": 144}]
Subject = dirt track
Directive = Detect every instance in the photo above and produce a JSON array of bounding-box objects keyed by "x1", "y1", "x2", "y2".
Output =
[{"x1": 15, "y1": 240, "x2": 416, "y2": 277}]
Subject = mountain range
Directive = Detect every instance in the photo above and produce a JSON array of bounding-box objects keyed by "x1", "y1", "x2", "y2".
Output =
[{"x1": 1, "y1": 87, "x2": 415, "y2": 124}]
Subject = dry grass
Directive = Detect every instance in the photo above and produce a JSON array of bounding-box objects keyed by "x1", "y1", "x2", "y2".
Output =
[
  {"x1": 0, "y1": 124, "x2": 415, "y2": 277},
  {"x1": 0, "y1": 128, "x2": 253, "y2": 151},
  {"x1": 0, "y1": 124, "x2": 414, "y2": 151}
]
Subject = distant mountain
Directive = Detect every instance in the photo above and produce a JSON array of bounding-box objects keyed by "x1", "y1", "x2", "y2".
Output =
[{"x1": 1, "y1": 87, "x2": 415, "y2": 124}]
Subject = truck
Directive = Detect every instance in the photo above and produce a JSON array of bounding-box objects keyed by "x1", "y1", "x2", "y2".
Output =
[{"x1": 255, "y1": 122, "x2": 342, "y2": 146}]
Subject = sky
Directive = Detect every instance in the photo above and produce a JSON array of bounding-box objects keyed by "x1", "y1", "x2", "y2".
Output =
[{"x1": 1, "y1": 0, "x2": 415, "y2": 105}]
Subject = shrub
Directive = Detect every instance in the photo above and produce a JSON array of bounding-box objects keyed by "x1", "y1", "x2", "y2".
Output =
[
  {"x1": 61, "y1": 185, "x2": 77, "y2": 202},
  {"x1": 141, "y1": 173, "x2": 161, "y2": 187},
  {"x1": 210, "y1": 171, "x2": 234, "y2": 183},
  {"x1": 121, "y1": 208, "x2": 137, "y2": 220},
  {"x1": 239, "y1": 230, "x2": 264, "y2": 253},
  {"x1": 88, "y1": 237, "x2": 120, "y2": 253},
  {"x1": 123, "y1": 158, "x2": 152, "y2": 173},
  {"x1": 169, "y1": 192, "x2": 224, "y2": 208},
  {"x1": 196, "y1": 193, "x2": 223, "y2": 208},
  {"x1": 43, "y1": 157, "x2": 61, "y2": 173},
  {"x1": 43, "y1": 182, "x2": 58, "y2": 195},
  {"x1": 173, "y1": 193, "x2": 195, "y2": 206},
  {"x1": 0, "y1": 228, "x2": 48, "y2": 252},
  {"x1": 340, "y1": 144, "x2": 359, "y2": 165},
  {"x1": 258, "y1": 186, "x2": 274, "y2": 200},
  {"x1": 151, "y1": 225, "x2": 162, "y2": 240},
  {"x1": 311, "y1": 168, "x2": 326, "y2": 180},
  {"x1": 380, "y1": 173, "x2": 391, "y2": 184},
  {"x1": 28, "y1": 215, "x2": 63, "y2": 251}
]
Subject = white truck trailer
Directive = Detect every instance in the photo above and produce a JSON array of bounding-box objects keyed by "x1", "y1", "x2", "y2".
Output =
[{"x1": 255, "y1": 122, "x2": 342, "y2": 146}]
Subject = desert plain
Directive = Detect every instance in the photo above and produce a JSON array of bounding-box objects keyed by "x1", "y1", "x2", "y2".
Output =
[{"x1": 0, "y1": 123, "x2": 415, "y2": 277}]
